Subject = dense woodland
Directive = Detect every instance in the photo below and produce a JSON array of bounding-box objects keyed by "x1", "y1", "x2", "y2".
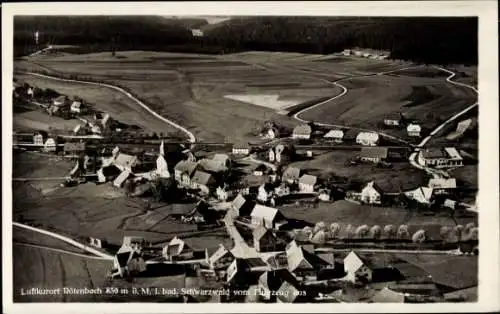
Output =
[{"x1": 14, "y1": 16, "x2": 477, "y2": 65}]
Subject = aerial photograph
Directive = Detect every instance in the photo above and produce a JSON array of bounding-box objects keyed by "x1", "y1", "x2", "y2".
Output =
[{"x1": 11, "y1": 15, "x2": 478, "y2": 303}]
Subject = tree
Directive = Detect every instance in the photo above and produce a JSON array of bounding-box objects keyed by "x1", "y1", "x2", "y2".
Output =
[
  {"x1": 464, "y1": 222, "x2": 475, "y2": 236},
  {"x1": 412, "y1": 229, "x2": 427, "y2": 244},
  {"x1": 454, "y1": 224, "x2": 464, "y2": 240},
  {"x1": 344, "y1": 224, "x2": 355, "y2": 239},
  {"x1": 313, "y1": 221, "x2": 326, "y2": 234},
  {"x1": 311, "y1": 230, "x2": 327, "y2": 244},
  {"x1": 355, "y1": 225, "x2": 370, "y2": 239},
  {"x1": 383, "y1": 224, "x2": 396, "y2": 239},
  {"x1": 468, "y1": 227, "x2": 478, "y2": 241},
  {"x1": 329, "y1": 223, "x2": 341, "y2": 239},
  {"x1": 397, "y1": 224, "x2": 410, "y2": 240},
  {"x1": 440, "y1": 226, "x2": 451, "y2": 241},
  {"x1": 369, "y1": 225, "x2": 382, "y2": 239}
]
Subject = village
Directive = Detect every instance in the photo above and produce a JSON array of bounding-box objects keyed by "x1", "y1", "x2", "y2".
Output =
[{"x1": 12, "y1": 73, "x2": 479, "y2": 303}]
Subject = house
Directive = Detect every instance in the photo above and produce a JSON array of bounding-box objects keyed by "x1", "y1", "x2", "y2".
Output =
[
  {"x1": 257, "y1": 183, "x2": 274, "y2": 203},
  {"x1": 276, "y1": 281, "x2": 308, "y2": 303},
  {"x1": 263, "y1": 128, "x2": 277, "y2": 140},
  {"x1": 274, "y1": 144, "x2": 295, "y2": 164},
  {"x1": 250, "y1": 204, "x2": 286, "y2": 229},
  {"x1": 230, "y1": 194, "x2": 254, "y2": 217},
  {"x1": 417, "y1": 147, "x2": 463, "y2": 168},
  {"x1": 111, "y1": 249, "x2": 146, "y2": 278},
  {"x1": 208, "y1": 244, "x2": 235, "y2": 270},
  {"x1": 33, "y1": 132, "x2": 44, "y2": 145},
  {"x1": 216, "y1": 185, "x2": 229, "y2": 201},
  {"x1": 52, "y1": 95, "x2": 66, "y2": 107},
  {"x1": 285, "y1": 241, "x2": 335, "y2": 281},
  {"x1": 70, "y1": 100, "x2": 83, "y2": 114},
  {"x1": 323, "y1": 129, "x2": 344, "y2": 142},
  {"x1": 274, "y1": 183, "x2": 290, "y2": 197},
  {"x1": 447, "y1": 118, "x2": 478, "y2": 140},
  {"x1": 232, "y1": 142, "x2": 250, "y2": 155},
  {"x1": 253, "y1": 164, "x2": 268, "y2": 176},
  {"x1": 191, "y1": 28, "x2": 204, "y2": 37},
  {"x1": 360, "y1": 181, "x2": 383, "y2": 205},
  {"x1": 404, "y1": 186, "x2": 433, "y2": 204},
  {"x1": 443, "y1": 199, "x2": 457, "y2": 210},
  {"x1": 292, "y1": 124, "x2": 312, "y2": 139},
  {"x1": 371, "y1": 287, "x2": 406, "y2": 303},
  {"x1": 43, "y1": 138, "x2": 57, "y2": 152},
  {"x1": 428, "y1": 178, "x2": 457, "y2": 195},
  {"x1": 342, "y1": 49, "x2": 352, "y2": 56},
  {"x1": 407, "y1": 123, "x2": 421, "y2": 137},
  {"x1": 282, "y1": 166, "x2": 300, "y2": 184},
  {"x1": 63, "y1": 142, "x2": 85, "y2": 156},
  {"x1": 226, "y1": 258, "x2": 269, "y2": 285},
  {"x1": 121, "y1": 236, "x2": 146, "y2": 252},
  {"x1": 174, "y1": 160, "x2": 198, "y2": 187},
  {"x1": 268, "y1": 148, "x2": 276, "y2": 162},
  {"x1": 318, "y1": 189, "x2": 331, "y2": 201},
  {"x1": 114, "y1": 153, "x2": 139, "y2": 172},
  {"x1": 383, "y1": 114, "x2": 401, "y2": 127},
  {"x1": 298, "y1": 174, "x2": 317, "y2": 193},
  {"x1": 258, "y1": 269, "x2": 300, "y2": 301},
  {"x1": 190, "y1": 170, "x2": 215, "y2": 195},
  {"x1": 162, "y1": 236, "x2": 194, "y2": 261},
  {"x1": 359, "y1": 147, "x2": 389, "y2": 163},
  {"x1": 356, "y1": 132, "x2": 379, "y2": 146},
  {"x1": 253, "y1": 225, "x2": 278, "y2": 252},
  {"x1": 113, "y1": 169, "x2": 131, "y2": 188},
  {"x1": 343, "y1": 251, "x2": 374, "y2": 284},
  {"x1": 27, "y1": 87, "x2": 34, "y2": 98}
]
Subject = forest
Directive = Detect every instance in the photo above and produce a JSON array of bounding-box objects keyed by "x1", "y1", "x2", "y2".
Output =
[{"x1": 14, "y1": 16, "x2": 477, "y2": 65}]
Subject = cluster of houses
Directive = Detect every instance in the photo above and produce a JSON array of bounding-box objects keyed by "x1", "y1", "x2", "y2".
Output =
[
  {"x1": 383, "y1": 113, "x2": 422, "y2": 138},
  {"x1": 291, "y1": 123, "x2": 383, "y2": 147},
  {"x1": 342, "y1": 48, "x2": 390, "y2": 60}
]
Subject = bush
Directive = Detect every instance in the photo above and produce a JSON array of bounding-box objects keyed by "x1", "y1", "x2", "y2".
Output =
[
  {"x1": 412, "y1": 229, "x2": 427, "y2": 243},
  {"x1": 383, "y1": 224, "x2": 396, "y2": 239},
  {"x1": 369, "y1": 225, "x2": 382, "y2": 239},
  {"x1": 355, "y1": 225, "x2": 370, "y2": 239},
  {"x1": 397, "y1": 224, "x2": 410, "y2": 240}
]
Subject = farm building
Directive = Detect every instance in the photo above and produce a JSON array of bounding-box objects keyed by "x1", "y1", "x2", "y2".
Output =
[
  {"x1": 356, "y1": 132, "x2": 379, "y2": 146},
  {"x1": 190, "y1": 170, "x2": 215, "y2": 195},
  {"x1": 418, "y1": 147, "x2": 463, "y2": 168},
  {"x1": 162, "y1": 237, "x2": 194, "y2": 261},
  {"x1": 226, "y1": 258, "x2": 269, "y2": 285},
  {"x1": 298, "y1": 174, "x2": 317, "y2": 193},
  {"x1": 33, "y1": 132, "x2": 44, "y2": 145},
  {"x1": 276, "y1": 281, "x2": 309, "y2": 303},
  {"x1": 292, "y1": 124, "x2": 312, "y2": 139},
  {"x1": 232, "y1": 142, "x2": 250, "y2": 155},
  {"x1": 111, "y1": 249, "x2": 146, "y2": 278},
  {"x1": 428, "y1": 178, "x2": 457, "y2": 195},
  {"x1": 343, "y1": 251, "x2": 374, "y2": 284},
  {"x1": 258, "y1": 269, "x2": 300, "y2": 302},
  {"x1": 383, "y1": 114, "x2": 401, "y2": 127},
  {"x1": 282, "y1": 166, "x2": 300, "y2": 184},
  {"x1": 174, "y1": 160, "x2": 198, "y2": 187},
  {"x1": 360, "y1": 181, "x2": 383, "y2": 205},
  {"x1": 121, "y1": 236, "x2": 146, "y2": 252},
  {"x1": 407, "y1": 123, "x2": 422, "y2": 137},
  {"x1": 114, "y1": 153, "x2": 139, "y2": 172},
  {"x1": 253, "y1": 225, "x2": 278, "y2": 252},
  {"x1": 250, "y1": 204, "x2": 286, "y2": 229},
  {"x1": 63, "y1": 142, "x2": 86, "y2": 156},
  {"x1": 285, "y1": 240, "x2": 335, "y2": 281},
  {"x1": 208, "y1": 244, "x2": 235, "y2": 270},
  {"x1": 324, "y1": 129, "x2": 344, "y2": 142},
  {"x1": 359, "y1": 147, "x2": 388, "y2": 163},
  {"x1": 43, "y1": 138, "x2": 57, "y2": 152},
  {"x1": 404, "y1": 186, "x2": 434, "y2": 205},
  {"x1": 70, "y1": 100, "x2": 83, "y2": 114}
]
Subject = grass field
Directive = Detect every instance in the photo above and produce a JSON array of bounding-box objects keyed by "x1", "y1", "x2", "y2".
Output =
[
  {"x1": 13, "y1": 225, "x2": 92, "y2": 254},
  {"x1": 13, "y1": 108, "x2": 82, "y2": 133}
]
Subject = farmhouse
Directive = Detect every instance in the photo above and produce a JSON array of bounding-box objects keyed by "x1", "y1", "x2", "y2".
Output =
[
  {"x1": 404, "y1": 186, "x2": 434, "y2": 204},
  {"x1": 208, "y1": 244, "x2": 235, "y2": 270},
  {"x1": 356, "y1": 132, "x2": 379, "y2": 146},
  {"x1": 257, "y1": 183, "x2": 275, "y2": 203},
  {"x1": 383, "y1": 114, "x2": 401, "y2": 127},
  {"x1": 418, "y1": 147, "x2": 463, "y2": 168},
  {"x1": 428, "y1": 178, "x2": 457, "y2": 195},
  {"x1": 253, "y1": 225, "x2": 278, "y2": 252},
  {"x1": 298, "y1": 174, "x2": 317, "y2": 193},
  {"x1": 258, "y1": 269, "x2": 300, "y2": 302},
  {"x1": 232, "y1": 142, "x2": 250, "y2": 155},
  {"x1": 174, "y1": 160, "x2": 198, "y2": 186},
  {"x1": 360, "y1": 181, "x2": 383, "y2": 205},
  {"x1": 359, "y1": 147, "x2": 388, "y2": 163},
  {"x1": 190, "y1": 170, "x2": 216, "y2": 195},
  {"x1": 162, "y1": 237, "x2": 193, "y2": 261},
  {"x1": 282, "y1": 166, "x2": 300, "y2": 184},
  {"x1": 343, "y1": 251, "x2": 373, "y2": 284},
  {"x1": 250, "y1": 204, "x2": 286, "y2": 229},
  {"x1": 407, "y1": 123, "x2": 422, "y2": 137},
  {"x1": 292, "y1": 124, "x2": 312, "y2": 140},
  {"x1": 324, "y1": 129, "x2": 344, "y2": 142}
]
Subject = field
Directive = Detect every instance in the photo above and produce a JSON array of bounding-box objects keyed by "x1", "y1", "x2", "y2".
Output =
[
  {"x1": 288, "y1": 150, "x2": 427, "y2": 192},
  {"x1": 13, "y1": 225, "x2": 92, "y2": 254},
  {"x1": 14, "y1": 108, "x2": 81, "y2": 133}
]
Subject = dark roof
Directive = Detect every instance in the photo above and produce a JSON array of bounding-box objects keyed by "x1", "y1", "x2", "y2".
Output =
[
  {"x1": 64, "y1": 142, "x2": 85, "y2": 151},
  {"x1": 233, "y1": 142, "x2": 250, "y2": 149},
  {"x1": 360, "y1": 147, "x2": 388, "y2": 159},
  {"x1": 116, "y1": 251, "x2": 131, "y2": 268},
  {"x1": 191, "y1": 170, "x2": 214, "y2": 186},
  {"x1": 421, "y1": 148, "x2": 447, "y2": 159},
  {"x1": 259, "y1": 269, "x2": 299, "y2": 292}
]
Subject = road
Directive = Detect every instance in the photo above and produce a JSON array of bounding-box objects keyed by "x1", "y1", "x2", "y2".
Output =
[
  {"x1": 19, "y1": 71, "x2": 196, "y2": 143},
  {"x1": 13, "y1": 241, "x2": 112, "y2": 260}
]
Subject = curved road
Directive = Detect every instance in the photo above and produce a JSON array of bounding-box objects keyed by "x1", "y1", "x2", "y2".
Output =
[
  {"x1": 14, "y1": 241, "x2": 113, "y2": 260},
  {"x1": 20, "y1": 71, "x2": 196, "y2": 143}
]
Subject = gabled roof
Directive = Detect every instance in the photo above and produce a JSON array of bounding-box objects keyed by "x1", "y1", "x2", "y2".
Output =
[
  {"x1": 165, "y1": 236, "x2": 191, "y2": 256},
  {"x1": 259, "y1": 269, "x2": 299, "y2": 292},
  {"x1": 407, "y1": 123, "x2": 421, "y2": 132},
  {"x1": 286, "y1": 244, "x2": 314, "y2": 272},
  {"x1": 360, "y1": 147, "x2": 388, "y2": 159},
  {"x1": 253, "y1": 225, "x2": 273, "y2": 241},
  {"x1": 174, "y1": 160, "x2": 198, "y2": 175},
  {"x1": 293, "y1": 124, "x2": 312, "y2": 136},
  {"x1": 282, "y1": 167, "x2": 300, "y2": 180},
  {"x1": 324, "y1": 129, "x2": 344, "y2": 138},
  {"x1": 191, "y1": 170, "x2": 214, "y2": 186},
  {"x1": 250, "y1": 204, "x2": 282, "y2": 222},
  {"x1": 356, "y1": 132, "x2": 379, "y2": 141},
  {"x1": 428, "y1": 178, "x2": 457, "y2": 189},
  {"x1": 276, "y1": 281, "x2": 303, "y2": 303},
  {"x1": 115, "y1": 251, "x2": 133, "y2": 268},
  {"x1": 208, "y1": 244, "x2": 233, "y2": 265},
  {"x1": 115, "y1": 153, "x2": 138, "y2": 169},
  {"x1": 421, "y1": 148, "x2": 447, "y2": 159},
  {"x1": 299, "y1": 174, "x2": 317, "y2": 186},
  {"x1": 233, "y1": 142, "x2": 250, "y2": 149},
  {"x1": 444, "y1": 147, "x2": 462, "y2": 160},
  {"x1": 343, "y1": 251, "x2": 366, "y2": 273},
  {"x1": 362, "y1": 181, "x2": 384, "y2": 194},
  {"x1": 231, "y1": 194, "x2": 247, "y2": 211}
]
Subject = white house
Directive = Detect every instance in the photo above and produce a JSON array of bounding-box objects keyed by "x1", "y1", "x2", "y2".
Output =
[
  {"x1": 343, "y1": 251, "x2": 373, "y2": 283},
  {"x1": 43, "y1": 138, "x2": 57, "y2": 152},
  {"x1": 268, "y1": 149, "x2": 275, "y2": 162},
  {"x1": 292, "y1": 124, "x2": 312, "y2": 140},
  {"x1": 418, "y1": 147, "x2": 463, "y2": 169},
  {"x1": 324, "y1": 129, "x2": 344, "y2": 142},
  {"x1": 250, "y1": 204, "x2": 286, "y2": 229},
  {"x1": 407, "y1": 123, "x2": 421, "y2": 137},
  {"x1": 216, "y1": 185, "x2": 229, "y2": 201},
  {"x1": 27, "y1": 87, "x2": 34, "y2": 98},
  {"x1": 70, "y1": 100, "x2": 82, "y2": 114},
  {"x1": 360, "y1": 181, "x2": 383, "y2": 205},
  {"x1": 404, "y1": 186, "x2": 433, "y2": 204},
  {"x1": 298, "y1": 174, "x2": 317, "y2": 193},
  {"x1": 162, "y1": 236, "x2": 193, "y2": 261},
  {"x1": 257, "y1": 184, "x2": 273, "y2": 203},
  {"x1": 174, "y1": 160, "x2": 198, "y2": 187},
  {"x1": 232, "y1": 143, "x2": 250, "y2": 155},
  {"x1": 33, "y1": 133, "x2": 44, "y2": 145},
  {"x1": 356, "y1": 132, "x2": 379, "y2": 146},
  {"x1": 428, "y1": 178, "x2": 457, "y2": 195}
]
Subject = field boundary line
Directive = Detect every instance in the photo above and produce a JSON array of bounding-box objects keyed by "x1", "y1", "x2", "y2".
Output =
[
  {"x1": 13, "y1": 241, "x2": 113, "y2": 260},
  {"x1": 13, "y1": 222, "x2": 113, "y2": 259},
  {"x1": 19, "y1": 71, "x2": 196, "y2": 143}
]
